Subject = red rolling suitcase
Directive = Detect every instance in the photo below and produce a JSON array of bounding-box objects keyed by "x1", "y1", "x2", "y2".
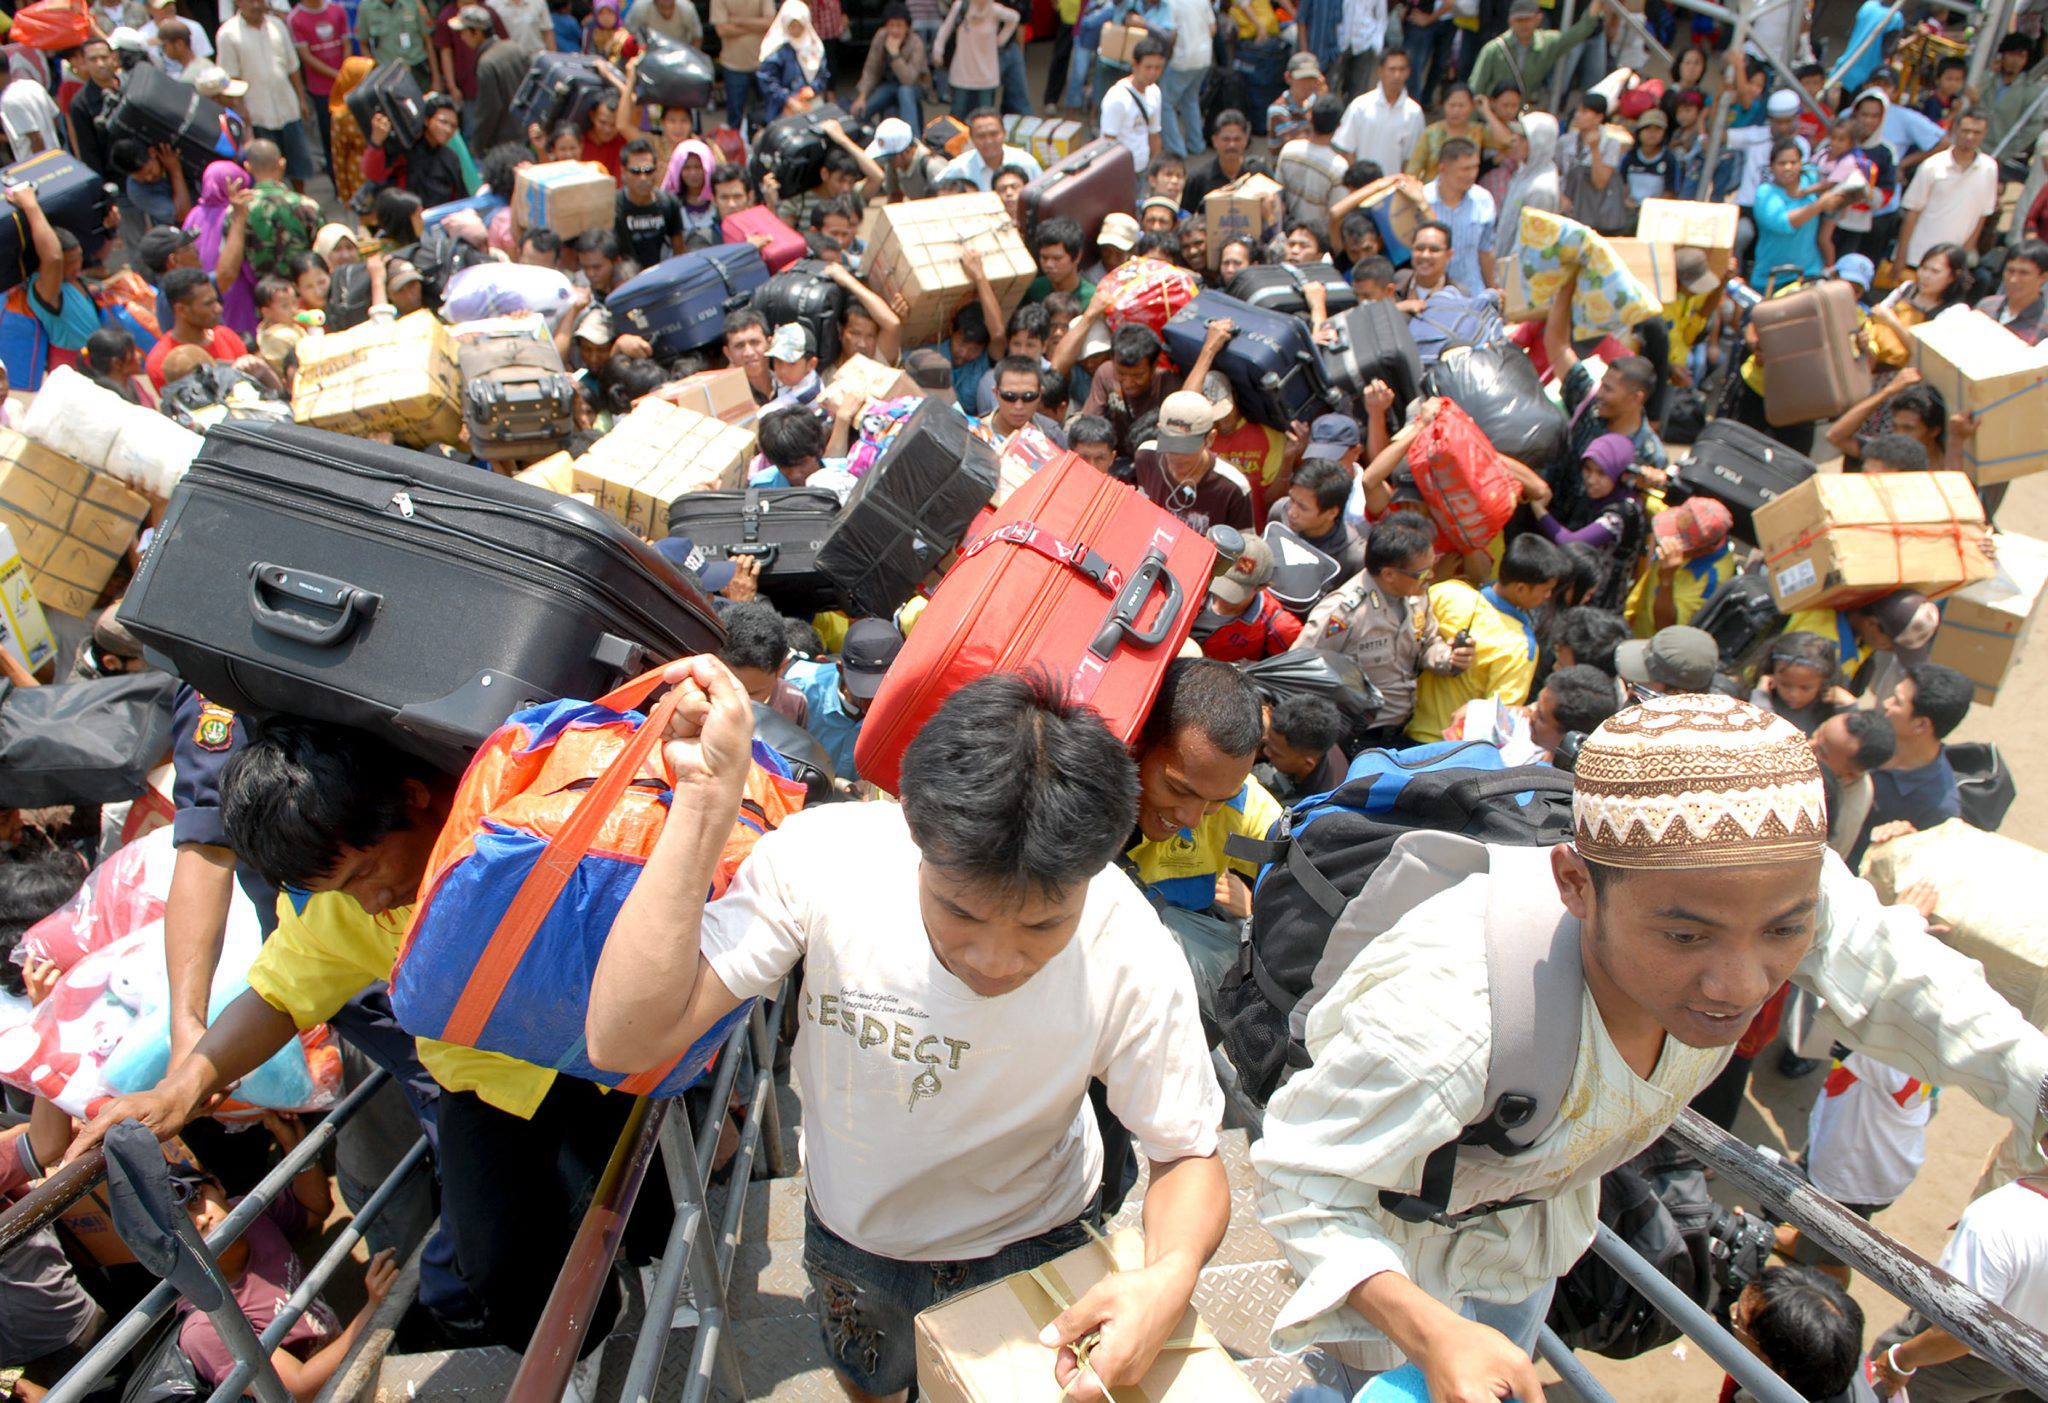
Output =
[
  {"x1": 854, "y1": 454, "x2": 1220, "y2": 795},
  {"x1": 1017, "y1": 137, "x2": 1138, "y2": 249}
]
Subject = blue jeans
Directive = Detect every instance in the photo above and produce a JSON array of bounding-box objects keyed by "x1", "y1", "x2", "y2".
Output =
[
  {"x1": 1160, "y1": 63, "x2": 1207, "y2": 158},
  {"x1": 915, "y1": 17, "x2": 949, "y2": 102},
  {"x1": 719, "y1": 64, "x2": 753, "y2": 128},
  {"x1": 863, "y1": 79, "x2": 921, "y2": 128},
  {"x1": 1404, "y1": 21, "x2": 1455, "y2": 106},
  {"x1": 1064, "y1": 43, "x2": 1097, "y2": 108},
  {"x1": 951, "y1": 84, "x2": 996, "y2": 118},
  {"x1": 998, "y1": 36, "x2": 1031, "y2": 114}
]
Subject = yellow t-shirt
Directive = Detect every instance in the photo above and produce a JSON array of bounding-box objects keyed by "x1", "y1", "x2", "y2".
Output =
[
  {"x1": 1783, "y1": 607, "x2": 1869, "y2": 675},
  {"x1": 1407, "y1": 580, "x2": 1541, "y2": 742},
  {"x1": 247, "y1": 891, "x2": 557, "y2": 1119},
  {"x1": 1625, "y1": 543, "x2": 1735, "y2": 636},
  {"x1": 1124, "y1": 777, "x2": 1284, "y2": 912}
]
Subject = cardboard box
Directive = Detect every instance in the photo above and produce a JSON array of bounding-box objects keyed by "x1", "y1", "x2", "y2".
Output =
[
  {"x1": 1930, "y1": 530, "x2": 2048, "y2": 704},
  {"x1": 0, "y1": 431, "x2": 148, "y2": 616},
  {"x1": 1910, "y1": 308, "x2": 2048, "y2": 485},
  {"x1": 512, "y1": 160, "x2": 617, "y2": 241},
  {"x1": 292, "y1": 311, "x2": 465, "y2": 448},
  {"x1": 1753, "y1": 470, "x2": 1994, "y2": 612},
  {"x1": 574, "y1": 399, "x2": 756, "y2": 532},
  {"x1": 1030, "y1": 119, "x2": 1086, "y2": 167},
  {"x1": 514, "y1": 451, "x2": 577, "y2": 495},
  {"x1": 1203, "y1": 173, "x2": 1284, "y2": 270},
  {"x1": 1635, "y1": 197, "x2": 1738, "y2": 276},
  {"x1": 38, "y1": 536, "x2": 118, "y2": 592},
  {"x1": 1098, "y1": 21, "x2": 1142, "y2": 64},
  {"x1": 30, "y1": 575, "x2": 97, "y2": 618},
  {"x1": 654, "y1": 366, "x2": 758, "y2": 425},
  {"x1": 1607, "y1": 237, "x2": 1679, "y2": 304},
  {"x1": 0, "y1": 524, "x2": 56, "y2": 675},
  {"x1": 915, "y1": 1230, "x2": 1260, "y2": 1403},
  {"x1": 828, "y1": 354, "x2": 917, "y2": 411},
  {"x1": 860, "y1": 193, "x2": 1036, "y2": 347}
]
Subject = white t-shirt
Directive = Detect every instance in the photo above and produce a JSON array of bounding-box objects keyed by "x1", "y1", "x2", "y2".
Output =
[
  {"x1": 1166, "y1": 0, "x2": 1215, "y2": 71},
  {"x1": 142, "y1": 16, "x2": 216, "y2": 59},
  {"x1": 488, "y1": 0, "x2": 553, "y2": 53},
  {"x1": 1901, "y1": 149, "x2": 2001, "y2": 266},
  {"x1": 1803, "y1": 1051, "x2": 1932, "y2": 1206},
  {"x1": 700, "y1": 802, "x2": 1222, "y2": 1261},
  {"x1": 215, "y1": 14, "x2": 302, "y2": 129},
  {"x1": 0, "y1": 83, "x2": 66, "y2": 158},
  {"x1": 1936, "y1": 1179, "x2": 2048, "y2": 1332},
  {"x1": 1100, "y1": 76, "x2": 1162, "y2": 176},
  {"x1": 1334, "y1": 86, "x2": 1424, "y2": 179}
]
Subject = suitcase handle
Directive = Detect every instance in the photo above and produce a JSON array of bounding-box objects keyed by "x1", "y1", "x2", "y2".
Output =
[
  {"x1": 1090, "y1": 546, "x2": 1183, "y2": 659},
  {"x1": 727, "y1": 542, "x2": 777, "y2": 563},
  {"x1": 248, "y1": 563, "x2": 381, "y2": 647}
]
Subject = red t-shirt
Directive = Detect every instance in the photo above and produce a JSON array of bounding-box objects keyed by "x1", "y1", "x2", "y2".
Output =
[
  {"x1": 146, "y1": 326, "x2": 250, "y2": 389},
  {"x1": 288, "y1": 2, "x2": 352, "y2": 97},
  {"x1": 1197, "y1": 590, "x2": 1302, "y2": 662},
  {"x1": 582, "y1": 132, "x2": 625, "y2": 181}
]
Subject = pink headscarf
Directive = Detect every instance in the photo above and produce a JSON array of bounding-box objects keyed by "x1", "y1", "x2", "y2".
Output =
[
  {"x1": 662, "y1": 138, "x2": 717, "y2": 204},
  {"x1": 182, "y1": 160, "x2": 258, "y2": 336}
]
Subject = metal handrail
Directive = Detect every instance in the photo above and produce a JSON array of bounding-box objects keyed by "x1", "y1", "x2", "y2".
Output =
[{"x1": 0, "y1": 1144, "x2": 109, "y2": 1255}]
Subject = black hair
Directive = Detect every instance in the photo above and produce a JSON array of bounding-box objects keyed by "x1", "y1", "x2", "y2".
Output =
[
  {"x1": 758, "y1": 405, "x2": 829, "y2": 468},
  {"x1": 255, "y1": 273, "x2": 296, "y2": 311},
  {"x1": 1340, "y1": 159, "x2": 1383, "y2": 187},
  {"x1": 1937, "y1": 54, "x2": 1969, "y2": 76},
  {"x1": 883, "y1": 0, "x2": 910, "y2": 19},
  {"x1": 723, "y1": 307, "x2": 769, "y2": 341},
  {"x1": 604, "y1": 355, "x2": 670, "y2": 413},
  {"x1": 951, "y1": 301, "x2": 990, "y2": 349},
  {"x1": 1770, "y1": 630, "x2": 1838, "y2": 677},
  {"x1": 371, "y1": 186, "x2": 423, "y2": 238},
  {"x1": 1111, "y1": 323, "x2": 1160, "y2": 366},
  {"x1": 287, "y1": 250, "x2": 327, "y2": 283},
  {"x1": 1556, "y1": 542, "x2": 1605, "y2": 607},
  {"x1": 1283, "y1": 221, "x2": 1327, "y2": 253},
  {"x1": 521, "y1": 227, "x2": 563, "y2": 256},
  {"x1": 1142, "y1": 657, "x2": 1264, "y2": 759},
  {"x1": 83, "y1": 324, "x2": 135, "y2": 375},
  {"x1": 0, "y1": 847, "x2": 86, "y2": 997},
  {"x1": 574, "y1": 227, "x2": 621, "y2": 259},
  {"x1": 784, "y1": 616, "x2": 824, "y2": 659},
  {"x1": 2012, "y1": 237, "x2": 2048, "y2": 274},
  {"x1": 107, "y1": 136, "x2": 151, "y2": 178},
  {"x1": 1365, "y1": 514, "x2": 1436, "y2": 573},
  {"x1": 1746, "y1": 1267, "x2": 1865, "y2": 1402},
  {"x1": 1310, "y1": 95, "x2": 1343, "y2": 134},
  {"x1": 1491, "y1": 81, "x2": 1522, "y2": 101},
  {"x1": 1067, "y1": 414, "x2": 1114, "y2": 449},
  {"x1": 1607, "y1": 354, "x2": 1656, "y2": 396},
  {"x1": 993, "y1": 352, "x2": 1041, "y2": 385},
  {"x1": 1133, "y1": 229, "x2": 1184, "y2": 264},
  {"x1": 1006, "y1": 300, "x2": 1051, "y2": 340},
  {"x1": 1887, "y1": 383, "x2": 1947, "y2": 441},
  {"x1": 1037, "y1": 364, "x2": 1069, "y2": 417},
  {"x1": 994, "y1": 162, "x2": 1033, "y2": 187},
  {"x1": 1339, "y1": 208, "x2": 1378, "y2": 246},
  {"x1": 1999, "y1": 31, "x2": 2035, "y2": 56},
  {"x1": 623, "y1": 136, "x2": 656, "y2": 163},
  {"x1": 481, "y1": 141, "x2": 530, "y2": 197},
  {"x1": 1220, "y1": 237, "x2": 1263, "y2": 268},
  {"x1": 1132, "y1": 35, "x2": 1169, "y2": 64},
  {"x1": 1794, "y1": 61, "x2": 1826, "y2": 81},
  {"x1": 422, "y1": 92, "x2": 455, "y2": 121},
  {"x1": 711, "y1": 160, "x2": 746, "y2": 187},
  {"x1": 1556, "y1": 606, "x2": 1633, "y2": 677},
  {"x1": 220, "y1": 720, "x2": 441, "y2": 890},
  {"x1": 1437, "y1": 136, "x2": 1478, "y2": 165},
  {"x1": 548, "y1": 119, "x2": 584, "y2": 151},
  {"x1": 1545, "y1": 664, "x2": 1622, "y2": 734},
  {"x1": 1580, "y1": 92, "x2": 1609, "y2": 117},
  {"x1": 1350, "y1": 252, "x2": 1394, "y2": 283},
  {"x1": 1035, "y1": 215, "x2": 1085, "y2": 261},
  {"x1": 1210, "y1": 108, "x2": 1250, "y2": 138},
  {"x1": 162, "y1": 266, "x2": 213, "y2": 310},
  {"x1": 1769, "y1": 137, "x2": 1804, "y2": 162},
  {"x1": 1269, "y1": 694, "x2": 1345, "y2": 754},
  {"x1": 1863, "y1": 431, "x2": 1930, "y2": 473},
  {"x1": 718, "y1": 600, "x2": 791, "y2": 673},
  {"x1": 1842, "y1": 708, "x2": 1897, "y2": 771},
  {"x1": 1903, "y1": 661, "x2": 1972, "y2": 738},
  {"x1": 1412, "y1": 218, "x2": 1453, "y2": 249},
  {"x1": 1499, "y1": 533, "x2": 1568, "y2": 587},
  {"x1": 821, "y1": 145, "x2": 861, "y2": 178},
  {"x1": 898, "y1": 672, "x2": 1139, "y2": 900},
  {"x1": 1290, "y1": 456, "x2": 1352, "y2": 511}
]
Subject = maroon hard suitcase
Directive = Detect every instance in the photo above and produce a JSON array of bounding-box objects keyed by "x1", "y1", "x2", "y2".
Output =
[
  {"x1": 1017, "y1": 138, "x2": 1138, "y2": 250},
  {"x1": 1753, "y1": 280, "x2": 1871, "y2": 427}
]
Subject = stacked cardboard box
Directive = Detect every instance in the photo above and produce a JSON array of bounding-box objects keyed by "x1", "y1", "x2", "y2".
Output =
[
  {"x1": 1910, "y1": 307, "x2": 2048, "y2": 485},
  {"x1": 651, "y1": 366, "x2": 758, "y2": 425},
  {"x1": 1930, "y1": 530, "x2": 2048, "y2": 705},
  {"x1": 861, "y1": 193, "x2": 1035, "y2": 347},
  {"x1": 0, "y1": 429, "x2": 150, "y2": 618},
  {"x1": 292, "y1": 311, "x2": 464, "y2": 448},
  {"x1": 572, "y1": 399, "x2": 756, "y2": 536},
  {"x1": 1202, "y1": 173, "x2": 1284, "y2": 269},
  {"x1": 1753, "y1": 470, "x2": 1994, "y2": 612}
]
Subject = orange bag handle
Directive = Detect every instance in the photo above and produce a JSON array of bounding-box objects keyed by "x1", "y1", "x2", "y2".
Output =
[{"x1": 442, "y1": 660, "x2": 684, "y2": 1047}]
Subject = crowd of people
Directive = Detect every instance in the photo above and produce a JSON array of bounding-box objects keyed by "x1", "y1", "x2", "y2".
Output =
[{"x1": 3, "y1": 0, "x2": 2048, "y2": 1401}]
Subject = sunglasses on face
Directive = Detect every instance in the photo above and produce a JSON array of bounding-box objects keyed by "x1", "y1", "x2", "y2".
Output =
[
  {"x1": 1384, "y1": 561, "x2": 1433, "y2": 580},
  {"x1": 998, "y1": 388, "x2": 1040, "y2": 402},
  {"x1": 625, "y1": 165, "x2": 657, "y2": 176}
]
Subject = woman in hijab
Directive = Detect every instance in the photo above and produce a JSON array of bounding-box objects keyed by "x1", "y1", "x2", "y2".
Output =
[
  {"x1": 756, "y1": 1, "x2": 830, "y2": 120},
  {"x1": 1530, "y1": 432, "x2": 1650, "y2": 613},
  {"x1": 1492, "y1": 111, "x2": 1559, "y2": 264},
  {"x1": 183, "y1": 160, "x2": 259, "y2": 337},
  {"x1": 326, "y1": 55, "x2": 375, "y2": 206},
  {"x1": 663, "y1": 136, "x2": 720, "y2": 240},
  {"x1": 585, "y1": 0, "x2": 636, "y2": 63}
]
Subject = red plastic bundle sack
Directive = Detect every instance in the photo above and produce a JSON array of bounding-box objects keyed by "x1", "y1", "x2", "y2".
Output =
[
  {"x1": 12, "y1": 0, "x2": 92, "y2": 49},
  {"x1": 12, "y1": 827, "x2": 177, "y2": 971},
  {"x1": 1407, "y1": 400, "x2": 1518, "y2": 554},
  {"x1": 1099, "y1": 257, "x2": 1202, "y2": 334}
]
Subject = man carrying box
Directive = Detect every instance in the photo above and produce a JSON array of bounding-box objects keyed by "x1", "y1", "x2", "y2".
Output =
[{"x1": 588, "y1": 661, "x2": 1231, "y2": 1403}]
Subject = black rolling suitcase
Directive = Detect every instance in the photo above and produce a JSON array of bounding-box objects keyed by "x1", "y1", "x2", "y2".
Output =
[
  {"x1": 1320, "y1": 299, "x2": 1422, "y2": 406},
  {"x1": 667, "y1": 486, "x2": 844, "y2": 615},
  {"x1": 106, "y1": 63, "x2": 242, "y2": 179},
  {"x1": 1163, "y1": 291, "x2": 1340, "y2": 430},
  {"x1": 512, "y1": 52, "x2": 613, "y2": 134},
  {"x1": 1673, "y1": 419, "x2": 1816, "y2": 546},
  {"x1": 745, "y1": 106, "x2": 869, "y2": 195},
  {"x1": 0, "y1": 151, "x2": 115, "y2": 290},
  {"x1": 607, "y1": 242, "x2": 769, "y2": 355},
  {"x1": 118, "y1": 420, "x2": 723, "y2": 773},
  {"x1": 1689, "y1": 569, "x2": 1786, "y2": 670},
  {"x1": 345, "y1": 61, "x2": 427, "y2": 151},
  {"x1": 1226, "y1": 263, "x2": 1359, "y2": 318},
  {"x1": 815, "y1": 399, "x2": 999, "y2": 618},
  {"x1": 458, "y1": 334, "x2": 574, "y2": 460},
  {"x1": 751, "y1": 258, "x2": 845, "y2": 366},
  {"x1": 634, "y1": 41, "x2": 715, "y2": 108}
]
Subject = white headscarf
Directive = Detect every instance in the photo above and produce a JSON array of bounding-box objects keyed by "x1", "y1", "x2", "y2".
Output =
[
  {"x1": 1495, "y1": 111, "x2": 1561, "y2": 261},
  {"x1": 759, "y1": 1, "x2": 826, "y2": 80}
]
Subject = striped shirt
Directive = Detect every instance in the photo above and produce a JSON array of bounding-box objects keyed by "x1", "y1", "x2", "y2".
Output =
[{"x1": 1421, "y1": 177, "x2": 1497, "y2": 298}]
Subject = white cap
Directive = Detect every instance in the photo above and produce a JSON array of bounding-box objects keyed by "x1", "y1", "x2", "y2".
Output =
[
  {"x1": 1766, "y1": 88, "x2": 1801, "y2": 118},
  {"x1": 866, "y1": 117, "x2": 914, "y2": 160},
  {"x1": 107, "y1": 25, "x2": 150, "y2": 53},
  {"x1": 189, "y1": 63, "x2": 249, "y2": 99}
]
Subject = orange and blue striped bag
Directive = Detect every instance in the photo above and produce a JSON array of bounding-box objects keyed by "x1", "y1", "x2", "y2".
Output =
[{"x1": 390, "y1": 663, "x2": 806, "y2": 1099}]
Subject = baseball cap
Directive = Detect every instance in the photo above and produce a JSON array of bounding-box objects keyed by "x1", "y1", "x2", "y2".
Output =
[
  {"x1": 1635, "y1": 106, "x2": 1669, "y2": 129},
  {"x1": 1140, "y1": 194, "x2": 1182, "y2": 219},
  {"x1": 904, "y1": 346, "x2": 954, "y2": 393},
  {"x1": 1508, "y1": 0, "x2": 1541, "y2": 16},
  {"x1": 1675, "y1": 247, "x2": 1720, "y2": 295},
  {"x1": 1098, "y1": 212, "x2": 1140, "y2": 252},
  {"x1": 1766, "y1": 88, "x2": 1801, "y2": 118},
  {"x1": 107, "y1": 25, "x2": 150, "y2": 54},
  {"x1": 1286, "y1": 52, "x2": 1322, "y2": 80},
  {"x1": 866, "y1": 117, "x2": 914, "y2": 160},
  {"x1": 1615, "y1": 625, "x2": 1719, "y2": 693},
  {"x1": 1652, "y1": 497, "x2": 1733, "y2": 557},
  {"x1": 1855, "y1": 589, "x2": 1940, "y2": 665},
  {"x1": 1078, "y1": 323, "x2": 1114, "y2": 360},
  {"x1": 1210, "y1": 534, "x2": 1276, "y2": 608},
  {"x1": 653, "y1": 536, "x2": 737, "y2": 594},
  {"x1": 1302, "y1": 413, "x2": 1361, "y2": 460},
  {"x1": 1154, "y1": 390, "x2": 1216, "y2": 453},
  {"x1": 839, "y1": 617, "x2": 904, "y2": 700},
  {"x1": 138, "y1": 224, "x2": 197, "y2": 274},
  {"x1": 188, "y1": 63, "x2": 248, "y2": 99},
  {"x1": 1834, "y1": 253, "x2": 1876, "y2": 291},
  {"x1": 768, "y1": 321, "x2": 814, "y2": 362},
  {"x1": 385, "y1": 258, "x2": 423, "y2": 295},
  {"x1": 574, "y1": 305, "x2": 614, "y2": 343}
]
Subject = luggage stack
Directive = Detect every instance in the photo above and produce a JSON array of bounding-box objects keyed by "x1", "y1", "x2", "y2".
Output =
[
  {"x1": 1203, "y1": 172, "x2": 1284, "y2": 266},
  {"x1": 291, "y1": 310, "x2": 466, "y2": 449},
  {"x1": 1672, "y1": 420, "x2": 1814, "y2": 546},
  {"x1": 720, "y1": 205, "x2": 806, "y2": 272},
  {"x1": 1752, "y1": 470, "x2": 1994, "y2": 612},
  {"x1": 1227, "y1": 263, "x2": 1359, "y2": 318},
  {"x1": 512, "y1": 160, "x2": 617, "y2": 240},
  {"x1": 0, "y1": 429, "x2": 149, "y2": 618},
  {"x1": 512, "y1": 51, "x2": 614, "y2": 133},
  {"x1": 633, "y1": 42, "x2": 714, "y2": 108},
  {"x1": 105, "y1": 62, "x2": 242, "y2": 180},
  {"x1": 752, "y1": 258, "x2": 847, "y2": 367},
  {"x1": 1753, "y1": 281, "x2": 1870, "y2": 427},
  {"x1": 1929, "y1": 531, "x2": 2048, "y2": 705},
  {"x1": 667, "y1": 485, "x2": 844, "y2": 616},
  {"x1": 860, "y1": 193, "x2": 1036, "y2": 347},
  {"x1": 650, "y1": 366, "x2": 758, "y2": 425},
  {"x1": 20, "y1": 364, "x2": 201, "y2": 500},
  {"x1": 1163, "y1": 291, "x2": 1340, "y2": 430},
  {"x1": 1322, "y1": 300, "x2": 1423, "y2": 405},
  {"x1": 345, "y1": 61, "x2": 426, "y2": 148},
  {"x1": 571, "y1": 398, "x2": 756, "y2": 536},
  {"x1": 0, "y1": 150, "x2": 116, "y2": 292}
]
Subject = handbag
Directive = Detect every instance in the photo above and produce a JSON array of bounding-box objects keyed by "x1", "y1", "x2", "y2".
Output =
[
  {"x1": 0, "y1": 674, "x2": 178, "y2": 809},
  {"x1": 1947, "y1": 739, "x2": 2015, "y2": 832}
]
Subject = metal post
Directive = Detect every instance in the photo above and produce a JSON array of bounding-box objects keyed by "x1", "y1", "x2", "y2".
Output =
[
  {"x1": 1547, "y1": 0, "x2": 1579, "y2": 114},
  {"x1": 1698, "y1": 3, "x2": 1746, "y2": 205},
  {"x1": 165, "y1": 1209, "x2": 295, "y2": 1403},
  {"x1": 1535, "y1": 1326, "x2": 1621, "y2": 1403},
  {"x1": 694, "y1": 1014, "x2": 753, "y2": 1190},
  {"x1": 1662, "y1": 0, "x2": 1831, "y2": 120},
  {"x1": 1821, "y1": 0, "x2": 1909, "y2": 95},
  {"x1": 619, "y1": 1122, "x2": 707, "y2": 1403},
  {"x1": 1604, "y1": 1, "x2": 1675, "y2": 72},
  {"x1": 1967, "y1": 0, "x2": 2015, "y2": 105},
  {"x1": 666, "y1": 1109, "x2": 746, "y2": 1403},
  {"x1": 748, "y1": 995, "x2": 787, "y2": 1180}
]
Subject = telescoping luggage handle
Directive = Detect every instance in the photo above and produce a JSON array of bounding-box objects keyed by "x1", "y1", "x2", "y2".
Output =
[
  {"x1": 953, "y1": 519, "x2": 1218, "y2": 664},
  {"x1": 247, "y1": 562, "x2": 382, "y2": 647}
]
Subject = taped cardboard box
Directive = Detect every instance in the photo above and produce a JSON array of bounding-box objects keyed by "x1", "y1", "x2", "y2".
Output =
[
  {"x1": 1909, "y1": 307, "x2": 2048, "y2": 486},
  {"x1": 1203, "y1": 173, "x2": 1283, "y2": 270},
  {"x1": 1030, "y1": 119, "x2": 1086, "y2": 167},
  {"x1": 1098, "y1": 21, "x2": 1143, "y2": 63},
  {"x1": 827, "y1": 353, "x2": 917, "y2": 416},
  {"x1": 1634, "y1": 197, "x2": 1737, "y2": 277},
  {"x1": 512, "y1": 160, "x2": 617, "y2": 241},
  {"x1": 292, "y1": 310, "x2": 465, "y2": 448},
  {"x1": 1930, "y1": 529, "x2": 2048, "y2": 705},
  {"x1": 915, "y1": 1230, "x2": 1261, "y2": 1403},
  {"x1": 1607, "y1": 237, "x2": 1679, "y2": 304},
  {"x1": 0, "y1": 524, "x2": 57, "y2": 675},
  {"x1": 573, "y1": 399, "x2": 755, "y2": 532},
  {"x1": 0, "y1": 429, "x2": 149, "y2": 617},
  {"x1": 652, "y1": 366, "x2": 758, "y2": 425},
  {"x1": 861, "y1": 193, "x2": 1035, "y2": 346},
  {"x1": 1753, "y1": 469, "x2": 1993, "y2": 612}
]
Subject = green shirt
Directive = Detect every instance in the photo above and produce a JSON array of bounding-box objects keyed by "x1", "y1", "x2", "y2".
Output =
[
  {"x1": 1467, "y1": 9, "x2": 1602, "y2": 104},
  {"x1": 245, "y1": 180, "x2": 315, "y2": 278},
  {"x1": 358, "y1": 0, "x2": 432, "y2": 74},
  {"x1": 1023, "y1": 273, "x2": 1095, "y2": 306}
]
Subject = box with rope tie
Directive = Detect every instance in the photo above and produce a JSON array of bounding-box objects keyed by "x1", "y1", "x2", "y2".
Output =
[
  {"x1": 1752, "y1": 469, "x2": 1995, "y2": 613},
  {"x1": 914, "y1": 1228, "x2": 1263, "y2": 1402},
  {"x1": 859, "y1": 192, "x2": 1036, "y2": 348},
  {"x1": 1908, "y1": 307, "x2": 2048, "y2": 486}
]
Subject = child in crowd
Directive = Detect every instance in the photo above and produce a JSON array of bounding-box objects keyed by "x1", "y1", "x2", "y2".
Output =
[
  {"x1": 1753, "y1": 631, "x2": 1841, "y2": 735},
  {"x1": 254, "y1": 275, "x2": 308, "y2": 374}
]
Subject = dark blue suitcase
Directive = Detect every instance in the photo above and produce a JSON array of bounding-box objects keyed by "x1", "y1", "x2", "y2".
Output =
[
  {"x1": 605, "y1": 243, "x2": 770, "y2": 355},
  {"x1": 512, "y1": 51, "x2": 612, "y2": 134},
  {"x1": 0, "y1": 151, "x2": 116, "y2": 293},
  {"x1": 1164, "y1": 290, "x2": 1339, "y2": 431}
]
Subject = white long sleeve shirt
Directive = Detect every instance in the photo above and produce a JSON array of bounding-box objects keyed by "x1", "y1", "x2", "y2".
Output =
[{"x1": 1255, "y1": 848, "x2": 2048, "y2": 1369}]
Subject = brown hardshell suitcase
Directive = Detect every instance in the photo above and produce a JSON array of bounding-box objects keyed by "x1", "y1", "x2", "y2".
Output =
[{"x1": 1753, "y1": 280, "x2": 1872, "y2": 427}]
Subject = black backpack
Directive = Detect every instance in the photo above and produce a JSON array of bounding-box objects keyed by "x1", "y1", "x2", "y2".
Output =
[{"x1": 1690, "y1": 569, "x2": 1787, "y2": 672}]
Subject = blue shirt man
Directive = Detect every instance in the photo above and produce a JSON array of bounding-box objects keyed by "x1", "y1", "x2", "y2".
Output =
[{"x1": 785, "y1": 618, "x2": 905, "y2": 784}]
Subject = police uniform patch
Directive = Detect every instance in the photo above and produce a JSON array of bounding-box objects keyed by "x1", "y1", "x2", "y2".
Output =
[{"x1": 194, "y1": 703, "x2": 236, "y2": 752}]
